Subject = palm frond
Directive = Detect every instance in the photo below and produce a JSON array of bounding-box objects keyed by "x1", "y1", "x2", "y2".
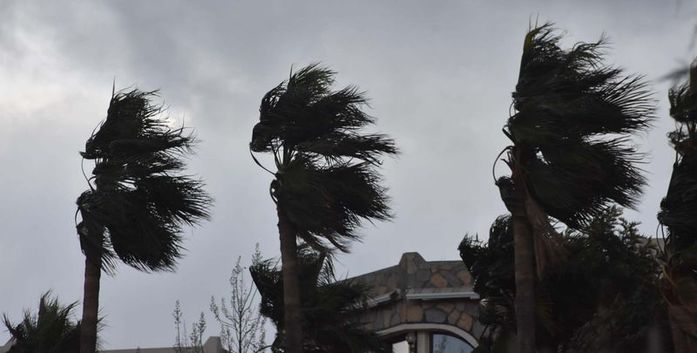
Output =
[
  {"x1": 251, "y1": 65, "x2": 396, "y2": 254},
  {"x1": 527, "y1": 138, "x2": 645, "y2": 227},
  {"x1": 3, "y1": 292, "x2": 83, "y2": 353},
  {"x1": 275, "y1": 156, "x2": 391, "y2": 252},
  {"x1": 508, "y1": 24, "x2": 653, "y2": 228},
  {"x1": 77, "y1": 88, "x2": 212, "y2": 273}
]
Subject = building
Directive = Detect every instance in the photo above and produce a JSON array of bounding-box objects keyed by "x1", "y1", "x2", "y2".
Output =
[
  {"x1": 102, "y1": 336, "x2": 228, "y2": 353},
  {"x1": 348, "y1": 252, "x2": 481, "y2": 353},
  {"x1": 0, "y1": 336, "x2": 227, "y2": 353}
]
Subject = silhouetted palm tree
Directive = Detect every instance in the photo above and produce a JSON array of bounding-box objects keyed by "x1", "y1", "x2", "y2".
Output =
[
  {"x1": 496, "y1": 25, "x2": 653, "y2": 353},
  {"x1": 76, "y1": 89, "x2": 211, "y2": 353},
  {"x1": 250, "y1": 64, "x2": 396, "y2": 353},
  {"x1": 250, "y1": 247, "x2": 388, "y2": 353},
  {"x1": 658, "y1": 62, "x2": 697, "y2": 353},
  {"x1": 3, "y1": 292, "x2": 82, "y2": 353}
]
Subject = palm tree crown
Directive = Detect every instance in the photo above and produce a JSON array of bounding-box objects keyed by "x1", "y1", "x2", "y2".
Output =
[
  {"x1": 3, "y1": 292, "x2": 82, "y2": 353},
  {"x1": 77, "y1": 89, "x2": 211, "y2": 272},
  {"x1": 250, "y1": 64, "x2": 397, "y2": 252},
  {"x1": 503, "y1": 24, "x2": 653, "y2": 228}
]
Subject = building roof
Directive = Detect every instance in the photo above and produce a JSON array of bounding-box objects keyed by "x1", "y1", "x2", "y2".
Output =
[
  {"x1": 0, "y1": 336, "x2": 227, "y2": 353},
  {"x1": 345, "y1": 252, "x2": 483, "y2": 340},
  {"x1": 101, "y1": 337, "x2": 227, "y2": 353},
  {"x1": 348, "y1": 252, "x2": 478, "y2": 305}
]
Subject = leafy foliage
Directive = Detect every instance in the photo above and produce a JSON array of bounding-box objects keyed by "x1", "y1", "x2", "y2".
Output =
[
  {"x1": 658, "y1": 63, "x2": 697, "y2": 344},
  {"x1": 76, "y1": 89, "x2": 211, "y2": 272},
  {"x1": 3, "y1": 292, "x2": 83, "y2": 353},
  {"x1": 459, "y1": 216, "x2": 515, "y2": 338},
  {"x1": 459, "y1": 207, "x2": 670, "y2": 352},
  {"x1": 250, "y1": 247, "x2": 388, "y2": 353},
  {"x1": 210, "y1": 245, "x2": 267, "y2": 353},
  {"x1": 250, "y1": 64, "x2": 397, "y2": 252},
  {"x1": 502, "y1": 24, "x2": 653, "y2": 228},
  {"x1": 661, "y1": 65, "x2": 697, "y2": 266}
]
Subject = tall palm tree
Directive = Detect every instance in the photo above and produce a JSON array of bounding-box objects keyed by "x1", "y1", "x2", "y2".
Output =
[
  {"x1": 250, "y1": 64, "x2": 396, "y2": 353},
  {"x1": 658, "y1": 61, "x2": 697, "y2": 353},
  {"x1": 3, "y1": 292, "x2": 82, "y2": 353},
  {"x1": 496, "y1": 24, "x2": 653, "y2": 353},
  {"x1": 76, "y1": 89, "x2": 211, "y2": 353}
]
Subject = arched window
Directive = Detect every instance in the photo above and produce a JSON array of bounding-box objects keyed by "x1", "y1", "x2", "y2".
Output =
[
  {"x1": 431, "y1": 333, "x2": 474, "y2": 353},
  {"x1": 378, "y1": 323, "x2": 478, "y2": 353}
]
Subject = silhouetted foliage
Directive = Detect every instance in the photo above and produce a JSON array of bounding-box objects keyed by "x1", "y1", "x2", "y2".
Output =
[
  {"x1": 77, "y1": 89, "x2": 211, "y2": 272},
  {"x1": 250, "y1": 247, "x2": 388, "y2": 353},
  {"x1": 658, "y1": 61, "x2": 697, "y2": 351},
  {"x1": 460, "y1": 207, "x2": 671, "y2": 353},
  {"x1": 502, "y1": 24, "x2": 653, "y2": 228},
  {"x1": 251, "y1": 64, "x2": 397, "y2": 252},
  {"x1": 3, "y1": 292, "x2": 83, "y2": 353}
]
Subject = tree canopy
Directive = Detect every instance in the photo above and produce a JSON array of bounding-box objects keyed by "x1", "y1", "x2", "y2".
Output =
[
  {"x1": 250, "y1": 247, "x2": 388, "y2": 353},
  {"x1": 459, "y1": 207, "x2": 671, "y2": 353}
]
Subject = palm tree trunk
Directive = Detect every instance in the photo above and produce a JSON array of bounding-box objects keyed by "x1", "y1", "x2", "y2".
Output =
[
  {"x1": 670, "y1": 319, "x2": 689, "y2": 353},
  {"x1": 512, "y1": 212, "x2": 536, "y2": 353},
  {"x1": 80, "y1": 254, "x2": 101, "y2": 353},
  {"x1": 667, "y1": 297, "x2": 697, "y2": 353},
  {"x1": 277, "y1": 205, "x2": 303, "y2": 353},
  {"x1": 507, "y1": 159, "x2": 536, "y2": 353}
]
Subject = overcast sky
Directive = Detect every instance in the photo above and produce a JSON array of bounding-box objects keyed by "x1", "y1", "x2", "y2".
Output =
[{"x1": 1, "y1": 0, "x2": 696, "y2": 349}]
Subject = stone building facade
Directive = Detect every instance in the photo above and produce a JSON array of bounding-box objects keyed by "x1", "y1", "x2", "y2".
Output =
[{"x1": 348, "y1": 252, "x2": 482, "y2": 353}]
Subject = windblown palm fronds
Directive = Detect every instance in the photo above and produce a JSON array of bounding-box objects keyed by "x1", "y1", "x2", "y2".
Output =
[
  {"x1": 3, "y1": 292, "x2": 84, "y2": 353},
  {"x1": 503, "y1": 24, "x2": 653, "y2": 228},
  {"x1": 77, "y1": 89, "x2": 211, "y2": 273},
  {"x1": 250, "y1": 64, "x2": 397, "y2": 252}
]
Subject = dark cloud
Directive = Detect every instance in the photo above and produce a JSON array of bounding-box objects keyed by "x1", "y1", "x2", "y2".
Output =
[{"x1": 1, "y1": 0, "x2": 695, "y2": 348}]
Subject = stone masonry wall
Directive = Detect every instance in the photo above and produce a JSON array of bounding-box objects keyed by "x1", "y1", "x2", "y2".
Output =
[{"x1": 349, "y1": 253, "x2": 483, "y2": 339}]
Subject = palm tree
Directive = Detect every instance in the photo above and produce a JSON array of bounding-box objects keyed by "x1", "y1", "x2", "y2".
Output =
[
  {"x1": 76, "y1": 89, "x2": 212, "y2": 353},
  {"x1": 3, "y1": 292, "x2": 82, "y2": 353},
  {"x1": 249, "y1": 64, "x2": 396, "y2": 353},
  {"x1": 496, "y1": 24, "x2": 653, "y2": 353},
  {"x1": 250, "y1": 246, "x2": 388, "y2": 353},
  {"x1": 658, "y1": 61, "x2": 697, "y2": 353}
]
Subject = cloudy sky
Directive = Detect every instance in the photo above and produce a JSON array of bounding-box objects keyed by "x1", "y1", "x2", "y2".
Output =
[{"x1": 1, "y1": 0, "x2": 696, "y2": 349}]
